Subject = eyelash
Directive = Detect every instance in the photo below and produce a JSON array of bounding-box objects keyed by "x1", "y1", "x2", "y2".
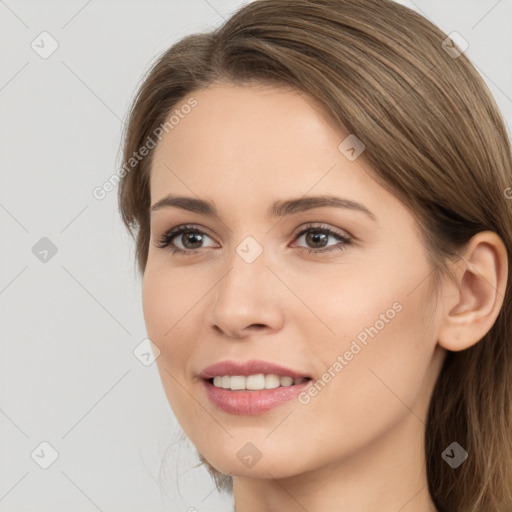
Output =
[{"x1": 156, "y1": 223, "x2": 352, "y2": 257}]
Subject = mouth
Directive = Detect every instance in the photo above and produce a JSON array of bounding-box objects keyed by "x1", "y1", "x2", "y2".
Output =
[
  {"x1": 201, "y1": 374, "x2": 313, "y2": 415},
  {"x1": 205, "y1": 374, "x2": 312, "y2": 391},
  {"x1": 199, "y1": 359, "x2": 313, "y2": 415}
]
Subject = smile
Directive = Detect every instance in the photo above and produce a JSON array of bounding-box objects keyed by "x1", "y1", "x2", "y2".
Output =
[
  {"x1": 202, "y1": 377, "x2": 312, "y2": 415},
  {"x1": 211, "y1": 374, "x2": 310, "y2": 391}
]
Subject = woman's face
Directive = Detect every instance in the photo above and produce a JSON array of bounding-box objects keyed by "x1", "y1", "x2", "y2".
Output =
[{"x1": 143, "y1": 82, "x2": 447, "y2": 479}]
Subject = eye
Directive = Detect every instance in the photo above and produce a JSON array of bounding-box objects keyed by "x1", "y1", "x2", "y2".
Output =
[
  {"x1": 156, "y1": 223, "x2": 352, "y2": 256},
  {"x1": 291, "y1": 224, "x2": 352, "y2": 255},
  {"x1": 156, "y1": 224, "x2": 216, "y2": 256}
]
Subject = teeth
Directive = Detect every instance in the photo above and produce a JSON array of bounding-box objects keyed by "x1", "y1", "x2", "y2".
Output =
[
  {"x1": 211, "y1": 373, "x2": 308, "y2": 391},
  {"x1": 280, "y1": 376, "x2": 294, "y2": 387},
  {"x1": 266, "y1": 374, "x2": 280, "y2": 389},
  {"x1": 247, "y1": 374, "x2": 265, "y2": 390}
]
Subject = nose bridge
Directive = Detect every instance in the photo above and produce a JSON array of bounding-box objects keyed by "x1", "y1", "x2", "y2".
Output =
[
  {"x1": 209, "y1": 234, "x2": 284, "y2": 336},
  {"x1": 215, "y1": 235, "x2": 269, "y2": 301}
]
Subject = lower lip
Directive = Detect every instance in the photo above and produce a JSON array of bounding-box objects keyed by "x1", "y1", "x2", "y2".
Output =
[{"x1": 202, "y1": 379, "x2": 311, "y2": 415}]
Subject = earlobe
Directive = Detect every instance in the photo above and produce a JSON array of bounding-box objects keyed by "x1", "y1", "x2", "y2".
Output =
[{"x1": 437, "y1": 231, "x2": 508, "y2": 352}]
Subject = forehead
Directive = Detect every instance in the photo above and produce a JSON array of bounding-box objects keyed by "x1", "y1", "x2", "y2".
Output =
[
  {"x1": 148, "y1": 82, "x2": 394, "y2": 222},
  {"x1": 151, "y1": 82, "x2": 343, "y2": 168}
]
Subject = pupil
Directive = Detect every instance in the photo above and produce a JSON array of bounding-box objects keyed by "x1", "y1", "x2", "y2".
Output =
[
  {"x1": 307, "y1": 232, "x2": 327, "y2": 248},
  {"x1": 184, "y1": 232, "x2": 203, "y2": 248}
]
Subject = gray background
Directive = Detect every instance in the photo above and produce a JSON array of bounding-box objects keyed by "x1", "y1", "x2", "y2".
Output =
[{"x1": 1, "y1": 1, "x2": 511, "y2": 511}]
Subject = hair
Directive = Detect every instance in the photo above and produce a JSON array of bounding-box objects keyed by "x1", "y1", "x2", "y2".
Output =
[{"x1": 117, "y1": 0, "x2": 512, "y2": 510}]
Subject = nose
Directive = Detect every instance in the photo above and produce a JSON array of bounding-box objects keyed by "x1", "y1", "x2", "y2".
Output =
[{"x1": 207, "y1": 247, "x2": 285, "y2": 339}]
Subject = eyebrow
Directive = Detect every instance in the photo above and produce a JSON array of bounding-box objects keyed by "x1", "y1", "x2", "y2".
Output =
[{"x1": 150, "y1": 194, "x2": 377, "y2": 221}]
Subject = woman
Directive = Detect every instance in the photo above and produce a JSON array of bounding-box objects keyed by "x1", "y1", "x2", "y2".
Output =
[{"x1": 118, "y1": 0, "x2": 512, "y2": 510}]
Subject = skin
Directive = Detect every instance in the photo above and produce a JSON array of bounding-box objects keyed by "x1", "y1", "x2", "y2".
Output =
[{"x1": 142, "y1": 82, "x2": 508, "y2": 512}]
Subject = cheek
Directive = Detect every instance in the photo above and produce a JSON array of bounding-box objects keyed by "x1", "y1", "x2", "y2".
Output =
[
  {"x1": 141, "y1": 265, "x2": 197, "y2": 373},
  {"x1": 141, "y1": 270, "x2": 166, "y2": 342},
  {"x1": 142, "y1": 261, "x2": 198, "y2": 340},
  {"x1": 284, "y1": 298, "x2": 436, "y2": 473},
  {"x1": 142, "y1": 266, "x2": 202, "y2": 423},
  {"x1": 305, "y1": 252, "x2": 437, "y2": 421}
]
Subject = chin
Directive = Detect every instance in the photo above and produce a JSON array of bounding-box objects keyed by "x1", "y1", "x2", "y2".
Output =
[{"x1": 200, "y1": 445, "x2": 311, "y2": 481}]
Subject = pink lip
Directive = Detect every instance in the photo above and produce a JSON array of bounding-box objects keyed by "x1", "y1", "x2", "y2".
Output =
[
  {"x1": 199, "y1": 359, "x2": 311, "y2": 380},
  {"x1": 199, "y1": 359, "x2": 312, "y2": 415},
  {"x1": 202, "y1": 379, "x2": 311, "y2": 415}
]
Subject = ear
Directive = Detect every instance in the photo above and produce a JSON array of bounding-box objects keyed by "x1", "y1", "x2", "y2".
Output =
[{"x1": 437, "y1": 231, "x2": 508, "y2": 352}]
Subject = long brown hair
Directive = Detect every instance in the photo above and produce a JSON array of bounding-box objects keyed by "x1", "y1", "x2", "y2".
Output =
[{"x1": 117, "y1": 1, "x2": 512, "y2": 509}]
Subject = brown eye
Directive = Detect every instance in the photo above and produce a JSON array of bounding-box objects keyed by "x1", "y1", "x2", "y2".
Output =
[
  {"x1": 293, "y1": 225, "x2": 352, "y2": 255},
  {"x1": 157, "y1": 225, "x2": 216, "y2": 255}
]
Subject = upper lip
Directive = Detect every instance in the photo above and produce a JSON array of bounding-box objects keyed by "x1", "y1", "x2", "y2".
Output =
[{"x1": 199, "y1": 359, "x2": 311, "y2": 380}]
